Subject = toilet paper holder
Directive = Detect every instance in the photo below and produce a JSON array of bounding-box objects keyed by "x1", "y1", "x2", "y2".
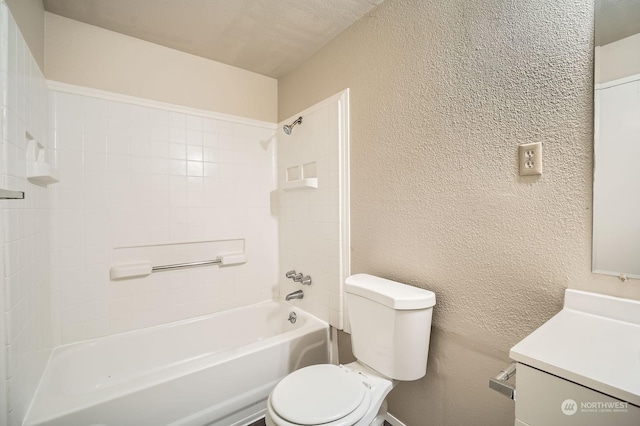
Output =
[{"x1": 489, "y1": 362, "x2": 516, "y2": 400}]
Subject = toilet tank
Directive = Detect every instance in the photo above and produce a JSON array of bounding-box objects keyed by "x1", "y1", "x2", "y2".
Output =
[{"x1": 345, "y1": 274, "x2": 436, "y2": 381}]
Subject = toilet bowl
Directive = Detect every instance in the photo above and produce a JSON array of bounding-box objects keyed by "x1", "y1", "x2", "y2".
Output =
[
  {"x1": 265, "y1": 363, "x2": 393, "y2": 426},
  {"x1": 266, "y1": 274, "x2": 436, "y2": 426}
]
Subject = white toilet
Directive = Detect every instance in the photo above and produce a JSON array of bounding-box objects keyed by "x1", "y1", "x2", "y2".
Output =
[{"x1": 266, "y1": 274, "x2": 436, "y2": 426}]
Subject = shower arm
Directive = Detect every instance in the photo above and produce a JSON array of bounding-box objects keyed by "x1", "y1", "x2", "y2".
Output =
[{"x1": 283, "y1": 116, "x2": 303, "y2": 135}]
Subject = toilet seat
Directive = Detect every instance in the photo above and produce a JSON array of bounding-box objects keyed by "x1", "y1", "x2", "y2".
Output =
[{"x1": 267, "y1": 364, "x2": 372, "y2": 426}]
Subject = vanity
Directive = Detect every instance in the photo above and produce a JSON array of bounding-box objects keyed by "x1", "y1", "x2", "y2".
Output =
[{"x1": 509, "y1": 290, "x2": 640, "y2": 426}]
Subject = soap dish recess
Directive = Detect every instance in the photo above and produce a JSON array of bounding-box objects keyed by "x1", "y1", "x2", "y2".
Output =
[{"x1": 283, "y1": 162, "x2": 318, "y2": 191}]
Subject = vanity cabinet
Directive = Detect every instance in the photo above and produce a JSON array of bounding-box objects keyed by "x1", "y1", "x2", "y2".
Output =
[
  {"x1": 506, "y1": 290, "x2": 640, "y2": 426},
  {"x1": 515, "y1": 363, "x2": 639, "y2": 426}
]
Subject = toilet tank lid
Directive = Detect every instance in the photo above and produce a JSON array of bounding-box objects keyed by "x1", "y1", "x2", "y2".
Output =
[{"x1": 345, "y1": 274, "x2": 436, "y2": 310}]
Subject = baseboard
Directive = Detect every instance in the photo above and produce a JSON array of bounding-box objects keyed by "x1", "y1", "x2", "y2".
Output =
[{"x1": 385, "y1": 412, "x2": 408, "y2": 426}]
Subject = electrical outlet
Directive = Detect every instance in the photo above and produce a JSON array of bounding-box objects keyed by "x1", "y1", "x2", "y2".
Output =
[{"x1": 519, "y1": 142, "x2": 542, "y2": 176}]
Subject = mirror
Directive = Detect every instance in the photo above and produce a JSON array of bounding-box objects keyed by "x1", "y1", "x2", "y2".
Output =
[{"x1": 592, "y1": 0, "x2": 640, "y2": 279}]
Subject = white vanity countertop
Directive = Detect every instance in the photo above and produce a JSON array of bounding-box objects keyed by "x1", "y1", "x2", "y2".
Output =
[{"x1": 510, "y1": 289, "x2": 640, "y2": 406}]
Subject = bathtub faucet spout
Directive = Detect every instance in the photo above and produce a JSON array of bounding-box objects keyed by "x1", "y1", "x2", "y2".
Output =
[{"x1": 285, "y1": 290, "x2": 304, "y2": 301}]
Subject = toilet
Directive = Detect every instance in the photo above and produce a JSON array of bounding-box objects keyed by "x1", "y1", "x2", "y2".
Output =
[{"x1": 266, "y1": 274, "x2": 436, "y2": 426}]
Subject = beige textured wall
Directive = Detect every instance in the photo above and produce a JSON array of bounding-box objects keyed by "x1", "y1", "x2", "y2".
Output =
[
  {"x1": 45, "y1": 13, "x2": 277, "y2": 122},
  {"x1": 5, "y1": 0, "x2": 44, "y2": 71},
  {"x1": 279, "y1": 0, "x2": 640, "y2": 424}
]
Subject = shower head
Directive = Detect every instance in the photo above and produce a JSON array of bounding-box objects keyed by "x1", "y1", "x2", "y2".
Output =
[{"x1": 283, "y1": 116, "x2": 302, "y2": 135}]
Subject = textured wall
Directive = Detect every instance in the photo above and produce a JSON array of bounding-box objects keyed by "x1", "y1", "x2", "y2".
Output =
[
  {"x1": 278, "y1": 0, "x2": 640, "y2": 424},
  {"x1": 45, "y1": 13, "x2": 278, "y2": 123}
]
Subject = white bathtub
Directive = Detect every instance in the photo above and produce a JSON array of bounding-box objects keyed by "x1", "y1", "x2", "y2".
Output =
[{"x1": 24, "y1": 301, "x2": 330, "y2": 426}]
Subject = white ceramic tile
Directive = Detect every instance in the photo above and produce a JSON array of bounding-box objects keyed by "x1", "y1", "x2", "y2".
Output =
[
  {"x1": 149, "y1": 109, "x2": 168, "y2": 127},
  {"x1": 169, "y1": 142, "x2": 186, "y2": 160},
  {"x1": 82, "y1": 95, "x2": 107, "y2": 118},
  {"x1": 186, "y1": 161, "x2": 203, "y2": 177},
  {"x1": 61, "y1": 304, "x2": 86, "y2": 325},
  {"x1": 150, "y1": 126, "x2": 169, "y2": 142},
  {"x1": 277, "y1": 97, "x2": 346, "y2": 328},
  {"x1": 61, "y1": 323, "x2": 86, "y2": 344},
  {"x1": 130, "y1": 138, "x2": 150, "y2": 157},
  {"x1": 131, "y1": 105, "x2": 151, "y2": 124},
  {"x1": 202, "y1": 132, "x2": 218, "y2": 147},
  {"x1": 186, "y1": 145, "x2": 202, "y2": 161},
  {"x1": 49, "y1": 90, "x2": 278, "y2": 347},
  {"x1": 58, "y1": 170, "x2": 84, "y2": 190},
  {"x1": 106, "y1": 133, "x2": 129, "y2": 155},
  {"x1": 107, "y1": 100, "x2": 130, "y2": 121},
  {"x1": 0, "y1": 6, "x2": 52, "y2": 424},
  {"x1": 106, "y1": 154, "x2": 129, "y2": 172},
  {"x1": 85, "y1": 283, "x2": 108, "y2": 302},
  {"x1": 186, "y1": 115, "x2": 202, "y2": 131},
  {"x1": 203, "y1": 118, "x2": 218, "y2": 133},
  {"x1": 149, "y1": 158, "x2": 169, "y2": 174},
  {"x1": 54, "y1": 94, "x2": 83, "y2": 132},
  {"x1": 169, "y1": 127, "x2": 186, "y2": 143},
  {"x1": 169, "y1": 112, "x2": 186, "y2": 128},
  {"x1": 109, "y1": 315, "x2": 133, "y2": 334},
  {"x1": 169, "y1": 159, "x2": 186, "y2": 176},
  {"x1": 218, "y1": 121, "x2": 233, "y2": 136},
  {"x1": 60, "y1": 285, "x2": 86, "y2": 306},
  {"x1": 85, "y1": 319, "x2": 109, "y2": 339},
  {"x1": 56, "y1": 129, "x2": 83, "y2": 151},
  {"x1": 186, "y1": 130, "x2": 202, "y2": 145}
]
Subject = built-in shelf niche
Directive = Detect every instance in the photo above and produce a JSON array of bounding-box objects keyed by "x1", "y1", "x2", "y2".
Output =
[
  {"x1": 283, "y1": 161, "x2": 318, "y2": 191},
  {"x1": 25, "y1": 132, "x2": 58, "y2": 186}
]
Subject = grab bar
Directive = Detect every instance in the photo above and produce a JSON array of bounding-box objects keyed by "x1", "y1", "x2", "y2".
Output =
[
  {"x1": 152, "y1": 259, "x2": 221, "y2": 272},
  {"x1": 489, "y1": 362, "x2": 516, "y2": 400}
]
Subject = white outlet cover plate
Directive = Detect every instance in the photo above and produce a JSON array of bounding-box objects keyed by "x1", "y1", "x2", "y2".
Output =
[{"x1": 519, "y1": 142, "x2": 542, "y2": 176}]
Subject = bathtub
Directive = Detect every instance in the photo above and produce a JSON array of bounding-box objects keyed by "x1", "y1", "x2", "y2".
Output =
[{"x1": 24, "y1": 300, "x2": 330, "y2": 426}]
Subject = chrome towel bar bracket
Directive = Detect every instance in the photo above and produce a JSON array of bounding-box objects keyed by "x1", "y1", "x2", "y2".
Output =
[
  {"x1": 0, "y1": 189, "x2": 25, "y2": 199},
  {"x1": 489, "y1": 362, "x2": 516, "y2": 400}
]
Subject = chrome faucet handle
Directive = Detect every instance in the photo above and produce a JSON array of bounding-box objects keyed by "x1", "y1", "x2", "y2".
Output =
[
  {"x1": 285, "y1": 270, "x2": 297, "y2": 279},
  {"x1": 292, "y1": 273, "x2": 303, "y2": 282},
  {"x1": 301, "y1": 276, "x2": 312, "y2": 285}
]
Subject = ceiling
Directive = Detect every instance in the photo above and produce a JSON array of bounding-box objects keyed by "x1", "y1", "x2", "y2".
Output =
[
  {"x1": 43, "y1": 0, "x2": 383, "y2": 78},
  {"x1": 595, "y1": 0, "x2": 640, "y2": 46}
]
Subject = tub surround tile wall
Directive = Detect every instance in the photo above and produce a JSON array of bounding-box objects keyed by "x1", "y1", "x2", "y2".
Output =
[
  {"x1": 0, "y1": 4, "x2": 52, "y2": 425},
  {"x1": 49, "y1": 88, "x2": 278, "y2": 346},
  {"x1": 278, "y1": 91, "x2": 349, "y2": 329}
]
